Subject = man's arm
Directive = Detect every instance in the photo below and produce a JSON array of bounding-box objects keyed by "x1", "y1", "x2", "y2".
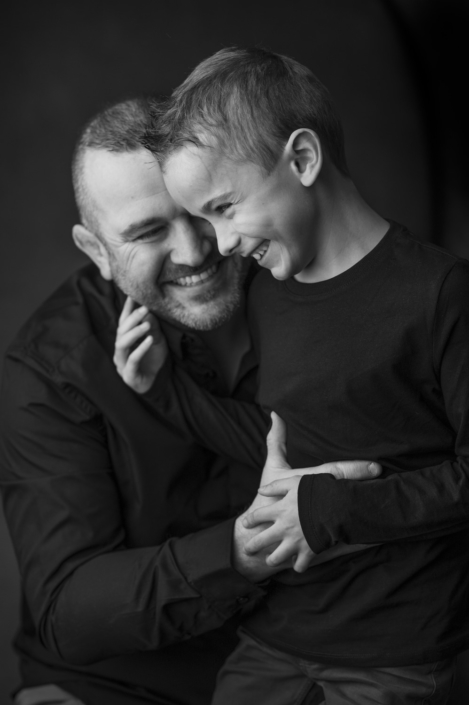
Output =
[{"x1": 0, "y1": 355, "x2": 265, "y2": 665}]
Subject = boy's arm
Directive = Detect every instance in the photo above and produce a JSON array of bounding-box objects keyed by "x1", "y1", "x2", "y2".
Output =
[
  {"x1": 290, "y1": 262, "x2": 469, "y2": 554},
  {"x1": 113, "y1": 297, "x2": 270, "y2": 469}
]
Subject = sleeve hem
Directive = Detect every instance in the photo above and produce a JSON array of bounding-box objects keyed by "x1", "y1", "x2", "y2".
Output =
[{"x1": 172, "y1": 518, "x2": 265, "y2": 604}]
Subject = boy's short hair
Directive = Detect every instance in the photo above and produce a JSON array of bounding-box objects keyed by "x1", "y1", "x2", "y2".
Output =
[{"x1": 148, "y1": 47, "x2": 348, "y2": 176}]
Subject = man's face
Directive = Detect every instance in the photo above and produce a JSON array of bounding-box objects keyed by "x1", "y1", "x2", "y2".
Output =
[
  {"x1": 82, "y1": 148, "x2": 247, "y2": 329},
  {"x1": 163, "y1": 144, "x2": 317, "y2": 281}
]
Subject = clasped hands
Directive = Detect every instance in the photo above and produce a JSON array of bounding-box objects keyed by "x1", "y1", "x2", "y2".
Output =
[{"x1": 233, "y1": 413, "x2": 382, "y2": 581}]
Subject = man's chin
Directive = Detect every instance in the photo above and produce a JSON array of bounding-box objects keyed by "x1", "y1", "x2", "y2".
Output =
[{"x1": 154, "y1": 257, "x2": 248, "y2": 331}]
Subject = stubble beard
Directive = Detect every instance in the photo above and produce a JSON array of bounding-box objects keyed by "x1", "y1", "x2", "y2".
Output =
[{"x1": 110, "y1": 255, "x2": 248, "y2": 331}]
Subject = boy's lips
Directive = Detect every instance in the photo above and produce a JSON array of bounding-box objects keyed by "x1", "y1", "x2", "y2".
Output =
[{"x1": 248, "y1": 240, "x2": 270, "y2": 262}]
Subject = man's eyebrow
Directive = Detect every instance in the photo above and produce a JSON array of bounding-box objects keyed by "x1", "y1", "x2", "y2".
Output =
[
  {"x1": 120, "y1": 217, "x2": 165, "y2": 239},
  {"x1": 201, "y1": 192, "x2": 234, "y2": 214}
]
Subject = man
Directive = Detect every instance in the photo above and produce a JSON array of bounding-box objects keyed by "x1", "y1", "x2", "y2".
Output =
[{"x1": 0, "y1": 97, "x2": 376, "y2": 705}]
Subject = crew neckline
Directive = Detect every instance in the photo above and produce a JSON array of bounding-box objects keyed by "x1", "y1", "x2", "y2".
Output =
[{"x1": 284, "y1": 220, "x2": 401, "y2": 297}]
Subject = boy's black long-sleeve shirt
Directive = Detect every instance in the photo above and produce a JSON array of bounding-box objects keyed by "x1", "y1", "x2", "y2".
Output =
[
  {"x1": 152, "y1": 223, "x2": 469, "y2": 666},
  {"x1": 0, "y1": 265, "x2": 265, "y2": 705}
]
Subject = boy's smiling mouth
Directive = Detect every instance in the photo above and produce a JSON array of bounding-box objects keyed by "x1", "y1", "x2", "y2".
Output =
[{"x1": 250, "y1": 240, "x2": 270, "y2": 262}]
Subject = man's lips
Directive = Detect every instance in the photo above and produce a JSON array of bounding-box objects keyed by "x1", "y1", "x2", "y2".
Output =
[{"x1": 159, "y1": 258, "x2": 224, "y2": 288}]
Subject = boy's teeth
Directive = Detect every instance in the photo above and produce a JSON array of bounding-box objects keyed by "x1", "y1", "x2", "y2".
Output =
[
  {"x1": 252, "y1": 243, "x2": 269, "y2": 261},
  {"x1": 174, "y1": 263, "x2": 218, "y2": 287}
]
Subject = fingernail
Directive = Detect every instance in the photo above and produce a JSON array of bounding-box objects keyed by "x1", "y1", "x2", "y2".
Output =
[{"x1": 368, "y1": 462, "x2": 379, "y2": 475}]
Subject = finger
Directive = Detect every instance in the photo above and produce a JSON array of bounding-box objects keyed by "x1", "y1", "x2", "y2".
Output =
[
  {"x1": 144, "y1": 313, "x2": 165, "y2": 345},
  {"x1": 265, "y1": 539, "x2": 297, "y2": 567},
  {"x1": 297, "y1": 460, "x2": 381, "y2": 480},
  {"x1": 293, "y1": 548, "x2": 314, "y2": 573},
  {"x1": 119, "y1": 296, "x2": 137, "y2": 324},
  {"x1": 242, "y1": 504, "x2": 279, "y2": 529},
  {"x1": 258, "y1": 478, "x2": 295, "y2": 497},
  {"x1": 265, "y1": 412, "x2": 290, "y2": 470},
  {"x1": 124, "y1": 335, "x2": 155, "y2": 374},
  {"x1": 326, "y1": 460, "x2": 382, "y2": 480},
  {"x1": 118, "y1": 305, "x2": 150, "y2": 336},
  {"x1": 115, "y1": 321, "x2": 152, "y2": 360},
  {"x1": 245, "y1": 527, "x2": 283, "y2": 555}
]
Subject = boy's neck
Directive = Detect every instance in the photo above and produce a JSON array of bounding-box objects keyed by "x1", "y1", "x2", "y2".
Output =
[{"x1": 295, "y1": 168, "x2": 389, "y2": 284}]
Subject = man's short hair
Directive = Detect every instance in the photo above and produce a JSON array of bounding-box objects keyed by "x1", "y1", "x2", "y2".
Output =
[
  {"x1": 147, "y1": 47, "x2": 348, "y2": 176},
  {"x1": 72, "y1": 96, "x2": 163, "y2": 234}
]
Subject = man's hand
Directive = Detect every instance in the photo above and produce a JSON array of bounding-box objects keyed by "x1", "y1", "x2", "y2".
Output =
[
  {"x1": 114, "y1": 296, "x2": 168, "y2": 394},
  {"x1": 239, "y1": 412, "x2": 382, "y2": 574},
  {"x1": 232, "y1": 511, "x2": 292, "y2": 583}
]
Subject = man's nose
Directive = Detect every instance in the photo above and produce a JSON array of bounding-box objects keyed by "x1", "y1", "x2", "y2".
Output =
[{"x1": 169, "y1": 217, "x2": 212, "y2": 266}]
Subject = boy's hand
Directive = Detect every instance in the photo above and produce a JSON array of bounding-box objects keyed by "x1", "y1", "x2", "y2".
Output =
[
  {"x1": 114, "y1": 296, "x2": 168, "y2": 394},
  {"x1": 243, "y1": 475, "x2": 314, "y2": 573}
]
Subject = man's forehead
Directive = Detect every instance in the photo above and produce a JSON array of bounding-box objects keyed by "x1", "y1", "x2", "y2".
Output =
[
  {"x1": 82, "y1": 147, "x2": 183, "y2": 233},
  {"x1": 83, "y1": 148, "x2": 165, "y2": 198}
]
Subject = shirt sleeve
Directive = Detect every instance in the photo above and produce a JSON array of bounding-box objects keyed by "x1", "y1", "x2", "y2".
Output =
[
  {"x1": 143, "y1": 358, "x2": 269, "y2": 470},
  {"x1": 0, "y1": 354, "x2": 265, "y2": 665},
  {"x1": 298, "y1": 261, "x2": 469, "y2": 553}
]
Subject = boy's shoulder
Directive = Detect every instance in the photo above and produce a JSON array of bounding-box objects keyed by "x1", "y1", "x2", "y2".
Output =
[
  {"x1": 394, "y1": 225, "x2": 466, "y2": 268},
  {"x1": 392, "y1": 225, "x2": 469, "y2": 293},
  {"x1": 246, "y1": 222, "x2": 469, "y2": 319}
]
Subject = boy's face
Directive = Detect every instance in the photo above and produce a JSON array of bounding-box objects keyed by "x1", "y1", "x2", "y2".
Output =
[{"x1": 163, "y1": 144, "x2": 317, "y2": 281}]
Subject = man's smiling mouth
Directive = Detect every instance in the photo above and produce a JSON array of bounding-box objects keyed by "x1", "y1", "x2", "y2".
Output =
[{"x1": 170, "y1": 262, "x2": 220, "y2": 287}]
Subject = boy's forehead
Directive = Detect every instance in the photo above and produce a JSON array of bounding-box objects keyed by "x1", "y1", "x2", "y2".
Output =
[{"x1": 164, "y1": 144, "x2": 238, "y2": 201}]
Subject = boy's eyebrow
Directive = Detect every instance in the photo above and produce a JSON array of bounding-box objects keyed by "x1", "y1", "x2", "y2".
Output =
[
  {"x1": 120, "y1": 217, "x2": 165, "y2": 239},
  {"x1": 201, "y1": 192, "x2": 234, "y2": 214}
]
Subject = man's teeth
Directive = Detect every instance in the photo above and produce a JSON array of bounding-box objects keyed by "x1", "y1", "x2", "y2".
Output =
[
  {"x1": 251, "y1": 242, "x2": 269, "y2": 261},
  {"x1": 173, "y1": 263, "x2": 218, "y2": 287}
]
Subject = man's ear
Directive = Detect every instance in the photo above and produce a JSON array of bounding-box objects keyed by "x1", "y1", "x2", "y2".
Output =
[
  {"x1": 72, "y1": 224, "x2": 113, "y2": 280},
  {"x1": 284, "y1": 129, "x2": 322, "y2": 187}
]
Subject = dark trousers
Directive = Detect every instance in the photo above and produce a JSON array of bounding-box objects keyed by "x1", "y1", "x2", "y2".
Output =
[{"x1": 211, "y1": 630, "x2": 455, "y2": 705}]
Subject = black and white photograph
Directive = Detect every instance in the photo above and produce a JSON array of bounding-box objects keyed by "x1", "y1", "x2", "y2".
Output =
[{"x1": 1, "y1": 1, "x2": 469, "y2": 703}]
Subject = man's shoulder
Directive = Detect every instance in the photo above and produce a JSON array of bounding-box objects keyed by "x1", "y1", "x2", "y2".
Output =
[{"x1": 6, "y1": 264, "x2": 118, "y2": 374}]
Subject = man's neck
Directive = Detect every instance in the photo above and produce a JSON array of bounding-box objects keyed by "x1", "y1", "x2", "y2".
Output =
[
  {"x1": 295, "y1": 170, "x2": 389, "y2": 284},
  {"x1": 198, "y1": 299, "x2": 251, "y2": 393}
]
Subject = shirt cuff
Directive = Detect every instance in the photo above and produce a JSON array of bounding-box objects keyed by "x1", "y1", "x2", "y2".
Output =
[
  {"x1": 298, "y1": 474, "x2": 337, "y2": 554},
  {"x1": 172, "y1": 518, "x2": 265, "y2": 609}
]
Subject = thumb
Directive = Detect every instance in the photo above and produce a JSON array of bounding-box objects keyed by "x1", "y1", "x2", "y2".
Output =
[{"x1": 265, "y1": 412, "x2": 290, "y2": 470}]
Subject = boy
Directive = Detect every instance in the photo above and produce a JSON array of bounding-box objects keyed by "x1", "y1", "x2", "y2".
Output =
[{"x1": 116, "y1": 49, "x2": 468, "y2": 703}]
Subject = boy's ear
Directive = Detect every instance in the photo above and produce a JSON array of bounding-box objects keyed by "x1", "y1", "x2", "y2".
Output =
[
  {"x1": 284, "y1": 129, "x2": 322, "y2": 187},
  {"x1": 72, "y1": 224, "x2": 113, "y2": 280}
]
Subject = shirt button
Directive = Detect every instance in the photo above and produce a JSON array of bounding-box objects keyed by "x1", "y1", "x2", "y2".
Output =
[{"x1": 237, "y1": 596, "x2": 249, "y2": 605}]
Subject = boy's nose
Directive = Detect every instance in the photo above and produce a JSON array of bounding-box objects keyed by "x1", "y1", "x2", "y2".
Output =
[
  {"x1": 170, "y1": 217, "x2": 212, "y2": 266},
  {"x1": 216, "y1": 224, "x2": 241, "y2": 257}
]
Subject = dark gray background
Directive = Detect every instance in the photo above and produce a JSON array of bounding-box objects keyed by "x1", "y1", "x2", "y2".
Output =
[{"x1": 1, "y1": 0, "x2": 469, "y2": 702}]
